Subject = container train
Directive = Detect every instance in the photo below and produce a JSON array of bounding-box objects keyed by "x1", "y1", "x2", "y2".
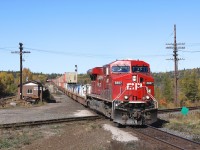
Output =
[{"x1": 52, "y1": 59, "x2": 158, "y2": 126}]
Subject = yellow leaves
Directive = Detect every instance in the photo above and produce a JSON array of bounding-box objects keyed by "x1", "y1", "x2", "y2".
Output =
[
  {"x1": 22, "y1": 68, "x2": 33, "y2": 82},
  {"x1": 0, "y1": 72, "x2": 15, "y2": 94}
]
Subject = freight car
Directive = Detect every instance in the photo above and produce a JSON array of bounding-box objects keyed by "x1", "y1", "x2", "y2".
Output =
[{"x1": 53, "y1": 59, "x2": 158, "y2": 126}]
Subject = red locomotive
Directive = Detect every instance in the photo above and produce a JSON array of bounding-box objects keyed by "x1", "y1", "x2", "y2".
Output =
[
  {"x1": 52, "y1": 59, "x2": 158, "y2": 126},
  {"x1": 87, "y1": 59, "x2": 158, "y2": 125}
]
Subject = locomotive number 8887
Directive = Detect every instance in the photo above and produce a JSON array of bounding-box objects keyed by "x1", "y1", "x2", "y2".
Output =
[{"x1": 86, "y1": 59, "x2": 158, "y2": 125}]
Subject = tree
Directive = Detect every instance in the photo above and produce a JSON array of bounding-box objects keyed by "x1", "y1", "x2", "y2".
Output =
[
  {"x1": 32, "y1": 74, "x2": 47, "y2": 83},
  {"x1": 0, "y1": 72, "x2": 16, "y2": 95},
  {"x1": 180, "y1": 70, "x2": 198, "y2": 102},
  {"x1": 22, "y1": 68, "x2": 33, "y2": 82},
  {"x1": 162, "y1": 74, "x2": 173, "y2": 102},
  {"x1": 198, "y1": 79, "x2": 200, "y2": 101}
]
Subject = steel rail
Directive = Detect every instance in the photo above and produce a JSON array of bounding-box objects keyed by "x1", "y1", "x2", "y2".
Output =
[
  {"x1": 0, "y1": 115, "x2": 101, "y2": 129},
  {"x1": 130, "y1": 125, "x2": 200, "y2": 150},
  {"x1": 130, "y1": 127, "x2": 184, "y2": 150},
  {"x1": 146, "y1": 125, "x2": 200, "y2": 145},
  {"x1": 158, "y1": 106, "x2": 200, "y2": 114}
]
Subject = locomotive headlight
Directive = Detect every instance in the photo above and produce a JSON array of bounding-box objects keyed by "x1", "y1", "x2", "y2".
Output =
[
  {"x1": 132, "y1": 75, "x2": 137, "y2": 82},
  {"x1": 124, "y1": 95, "x2": 129, "y2": 100},
  {"x1": 146, "y1": 95, "x2": 150, "y2": 99}
]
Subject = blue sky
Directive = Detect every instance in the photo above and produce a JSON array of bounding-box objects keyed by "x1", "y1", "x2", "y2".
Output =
[{"x1": 0, "y1": 0, "x2": 200, "y2": 74}]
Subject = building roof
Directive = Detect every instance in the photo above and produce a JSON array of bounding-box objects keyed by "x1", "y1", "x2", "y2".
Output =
[{"x1": 18, "y1": 80, "x2": 43, "y2": 87}]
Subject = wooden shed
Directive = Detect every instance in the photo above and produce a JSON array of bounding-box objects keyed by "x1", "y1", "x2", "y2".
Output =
[{"x1": 18, "y1": 80, "x2": 43, "y2": 101}]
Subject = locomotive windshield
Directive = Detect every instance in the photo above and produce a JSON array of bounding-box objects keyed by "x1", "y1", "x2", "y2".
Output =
[
  {"x1": 132, "y1": 66, "x2": 149, "y2": 73},
  {"x1": 112, "y1": 66, "x2": 130, "y2": 73}
]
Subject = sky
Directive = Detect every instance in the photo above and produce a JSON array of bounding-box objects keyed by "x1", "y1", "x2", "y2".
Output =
[{"x1": 0, "y1": 0, "x2": 200, "y2": 74}]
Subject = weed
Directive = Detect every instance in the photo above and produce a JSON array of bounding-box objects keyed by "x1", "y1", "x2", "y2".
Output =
[
  {"x1": 0, "y1": 128, "x2": 43, "y2": 149},
  {"x1": 165, "y1": 111, "x2": 200, "y2": 136},
  {"x1": 193, "y1": 135, "x2": 200, "y2": 142}
]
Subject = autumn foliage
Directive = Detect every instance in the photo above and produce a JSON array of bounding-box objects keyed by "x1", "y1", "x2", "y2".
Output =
[
  {"x1": 0, "y1": 68, "x2": 47, "y2": 97},
  {"x1": 153, "y1": 68, "x2": 200, "y2": 108}
]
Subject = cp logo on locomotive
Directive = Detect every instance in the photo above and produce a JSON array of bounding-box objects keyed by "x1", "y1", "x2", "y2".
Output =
[{"x1": 126, "y1": 83, "x2": 142, "y2": 90}]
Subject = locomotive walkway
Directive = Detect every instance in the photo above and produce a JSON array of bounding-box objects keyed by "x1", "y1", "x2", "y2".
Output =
[{"x1": 0, "y1": 91, "x2": 97, "y2": 126}]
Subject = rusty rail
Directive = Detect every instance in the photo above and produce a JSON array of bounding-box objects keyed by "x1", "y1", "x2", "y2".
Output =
[
  {"x1": 0, "y1": 115, "x2": 101, "y2": 128},
  {"x1": 130, "y1": 125, "x2": 200, "y2": 150},
  {"x1": 158, "y1": 106, "x2": 200, "y2": 114}
]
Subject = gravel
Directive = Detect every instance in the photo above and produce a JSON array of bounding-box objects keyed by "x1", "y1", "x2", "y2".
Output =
[
  {"x1": 159, "y1": 127, "x2": 195, "y2": 140},
  {"x1": 103, "y1": 124, "x2": 138, "y2": 142},
  {"x1": 0, "y1": 94, "x2": 96, "y2": 125}
]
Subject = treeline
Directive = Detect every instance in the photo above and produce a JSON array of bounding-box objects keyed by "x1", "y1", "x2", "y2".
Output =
[
  {"x1": 75, "y1": 69, "x2": 200, "y2": 106},
  {"x1": 47, "y1": 73, "x2": 91, "y2": 84},
  {"x1": 46, "y1": 69, "x2": 200, "y2": 105},
  {"x1": 0, "y1": 68, "x2": 47, "y2": 97},
  {"x1": 77, "y1": 74, "x2": 91, "y2": 84},
  {"x1": 153, "y1": 68, "x2": 200, "y2": 106},
  {"x1": 1, "y1": 68, "x2": 200, "y2": 107}
]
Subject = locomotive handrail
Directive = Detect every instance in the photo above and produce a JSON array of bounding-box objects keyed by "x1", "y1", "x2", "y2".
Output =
[
  {"x1": 144, "y1": 86, "x2": 158, "y2": 109},
  {"x1": 113, "y1": 87, "x2": 128, "y2": 101},
  {"x1": 148, "y1": 93, "x2": 158, "y2": 109}
]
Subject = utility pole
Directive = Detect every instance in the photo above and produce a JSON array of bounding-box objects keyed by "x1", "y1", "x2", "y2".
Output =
[
  {"x1": 166, "y1": 24, "x2": 185, "y2": 106},
  {"x1": 19, "y1": 43, "x2": 23, "y2": 100},
  {"x1": 12, "y1": 43, "x2": 30, "y2": 99}
]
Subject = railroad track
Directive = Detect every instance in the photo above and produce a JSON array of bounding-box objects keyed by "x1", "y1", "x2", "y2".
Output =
[
  {"x1": 0, "y1": 115, "x2": 101, "y2": 128},
  {"x1": 158, "y1": 106, "x2": 200, "y2": 114},
  {"x1": 131, "y1": 125, "x2": 200, "y2": 150}
]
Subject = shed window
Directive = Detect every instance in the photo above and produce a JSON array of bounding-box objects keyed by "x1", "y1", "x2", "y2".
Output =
[{"x1": 27, "y1": 89, "x2": 33, "y2": 94}]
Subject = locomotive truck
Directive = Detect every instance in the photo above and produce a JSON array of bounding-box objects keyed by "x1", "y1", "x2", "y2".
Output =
[{"x1": 53, "y1": 59, "x2": 158, "y2": 126}]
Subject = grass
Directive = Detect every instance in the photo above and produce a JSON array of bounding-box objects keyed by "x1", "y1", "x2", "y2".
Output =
[
  {"x1": 0, "y1": 128, "x2": 43, "y2": 149},
  {"x1": 164, "y1": 111, "x2": 200, "y2": 141},
  {"x1": 0, "y1": 124, "x2": 66, "y2": 149},
  {"x1": 108, "y1": 140, "x2": 156, "y2": 150}
]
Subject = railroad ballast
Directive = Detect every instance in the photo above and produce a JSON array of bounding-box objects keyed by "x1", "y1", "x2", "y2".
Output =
[{"x1": 52, "y1": 59, "x2": 158, "y2": 125}]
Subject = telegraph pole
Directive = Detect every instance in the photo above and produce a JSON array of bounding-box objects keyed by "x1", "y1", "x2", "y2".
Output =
[
  {"x1": 12, "y1": 43, "x2": 30, "y2": 99},
  {"x1": 19, "y1": 43, "x2": 23, "y2": 100},
  {"x1": 166, "y1": 24, "x2": 185, "y2": 106}
]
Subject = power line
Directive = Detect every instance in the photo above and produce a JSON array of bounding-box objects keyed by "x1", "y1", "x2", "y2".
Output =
[
  {"x1": 24, "y1": 47, "x2": 171, "y2": 58},
  {"x1": 179, "y1": 50, "x2": 200, "y2": 53},
  {"x1": 186, "y1": 43, "x2": 200, "y2": 45},
  {"x1": 24, "y1": 47, "x2": 112, "y2": 57},
  {"x1": 0, "y1": 47, "x2": 17, "y2": 51}
]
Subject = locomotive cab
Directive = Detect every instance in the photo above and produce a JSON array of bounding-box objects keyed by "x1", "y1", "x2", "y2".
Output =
[{"x1": 110, "y1": 60, "x2": 158, "y2": 125}]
